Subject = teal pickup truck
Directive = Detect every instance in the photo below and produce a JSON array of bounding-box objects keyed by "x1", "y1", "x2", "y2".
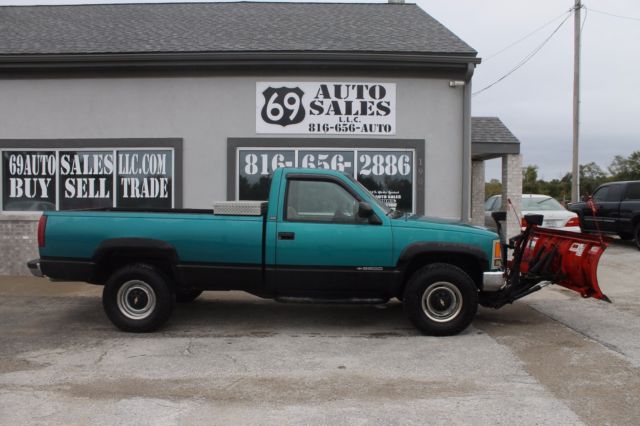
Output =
[{"x1": 28, "y1": 168, "x2": 609, "y2": 336}]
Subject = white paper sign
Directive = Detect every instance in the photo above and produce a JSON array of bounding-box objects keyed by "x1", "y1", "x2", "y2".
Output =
[{"x1": 256, "y1": 82, "x2": 396, "y2": 135}]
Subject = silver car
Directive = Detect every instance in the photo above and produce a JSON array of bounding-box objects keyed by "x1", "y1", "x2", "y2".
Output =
[{"x1": 485, "y1": 194, "x2": 580, "y2": 231}]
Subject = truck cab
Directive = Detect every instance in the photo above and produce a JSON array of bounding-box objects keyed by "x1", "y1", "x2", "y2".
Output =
[{"x1": 265, "y1": 169, "x2": 499, "y2": 300}]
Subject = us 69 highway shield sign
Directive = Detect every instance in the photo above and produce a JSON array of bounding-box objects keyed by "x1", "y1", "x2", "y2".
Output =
[{"x1": 256, "y1": 82, "x2": 396, "y2": 135}]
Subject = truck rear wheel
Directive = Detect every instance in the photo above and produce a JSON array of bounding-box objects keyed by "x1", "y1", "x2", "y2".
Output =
[
  {"x1": 102, "y1": 263, "x2": 174, "y2": 332},
  {"x1": 635, "y1": 223, "x2": 640, "y2": 250},
  {"x1": 403, "y1": 263, "x2": 478, "y2": 336}
]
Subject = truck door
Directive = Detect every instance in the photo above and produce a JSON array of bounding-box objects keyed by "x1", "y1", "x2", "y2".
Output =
[
  {"x1": 274, "y1": 175, "x2": 393, "y2": 297},
  {"x1": 620, "y1": 182, "x2": 640, "y2": 234},
  {"x1": 584, "y1": 184, "x2": 623, "y2": 233}
]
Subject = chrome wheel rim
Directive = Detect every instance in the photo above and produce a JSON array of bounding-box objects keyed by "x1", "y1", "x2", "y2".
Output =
[
  {"x1": 421, "y1": 281, "x2": 463, "y2": 323},
  {"x1": 117, "y1": 280, "x2": 156, "y2": 320}
]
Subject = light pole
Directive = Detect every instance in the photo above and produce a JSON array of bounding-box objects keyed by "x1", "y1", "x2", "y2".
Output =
[{"x1": 571, "y1": 0, "x2": 582, "y2": 202}]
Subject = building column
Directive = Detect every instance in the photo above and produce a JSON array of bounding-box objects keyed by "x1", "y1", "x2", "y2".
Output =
[
  {"x1": 471, "y1": 160, "x2": 485, "y2": 226},
  {"x1": 501, "y1": 154, "x2": 523, "y2": 239}
]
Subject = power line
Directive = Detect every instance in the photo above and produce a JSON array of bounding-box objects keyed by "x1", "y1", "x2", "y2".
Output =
[
  {"x1": 484, "y1": 9, "x2": 573, "y2": 61},
  {"x1": 581, "y1": 5, "x2": 588, "y2": 34},
  {"x1": 473, "y1": 12, "x2": 572, "y2": 97},
  {"x1": 587, "y1": 6, "x2": 640, "y2": 22}
]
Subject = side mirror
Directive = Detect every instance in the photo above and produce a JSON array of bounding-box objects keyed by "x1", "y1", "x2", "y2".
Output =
[
  {"x1": 581, "y1": 195, "x2": 589, "y2": 202},
  {"x1": 358, "y1": 202, "x2": 382, "y2": 225},
  {"x1": 491, "y1": 211, "x2": 507, "y2": 244}
]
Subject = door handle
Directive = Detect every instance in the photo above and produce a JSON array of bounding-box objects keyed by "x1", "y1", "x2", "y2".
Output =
[{"x1": 278, "y1": 232, "x2": 295, "y2": 240}]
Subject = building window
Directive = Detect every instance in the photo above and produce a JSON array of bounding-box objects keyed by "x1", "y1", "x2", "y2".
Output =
[
  {"x1": 2, "y1": 148, "x2": 174, "y2": 212},
  {"x1": 237, "y1": 147, "x2": 414, "y2": 212},
  {"x1": 59, "y1": 150, "x2": 114, "y2": 210},
  {"x1": 2, "y1": 151, "x2": 57, "y2": 211}
]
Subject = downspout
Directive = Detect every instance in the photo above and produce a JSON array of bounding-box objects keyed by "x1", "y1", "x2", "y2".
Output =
[{"x1": 461, "y1": 62, "x2": 475, "y2": 222}]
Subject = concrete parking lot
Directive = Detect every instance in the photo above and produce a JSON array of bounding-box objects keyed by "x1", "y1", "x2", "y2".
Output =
[{"x1": 1, "y1": 240, "x2": 639, "y2": 425}]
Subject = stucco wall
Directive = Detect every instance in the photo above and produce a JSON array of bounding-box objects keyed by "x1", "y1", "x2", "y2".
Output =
[{"x1": 0, "y1": 71, "x2": 464, "y2": 216}]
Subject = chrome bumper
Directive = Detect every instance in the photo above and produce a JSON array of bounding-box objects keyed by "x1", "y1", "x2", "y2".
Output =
[
  {"x1": 27, "y1": 259, "x2": 43, "y2": 278},
  {"x1": 483, "y1": 271, "x2": 505, "y2": 292}
]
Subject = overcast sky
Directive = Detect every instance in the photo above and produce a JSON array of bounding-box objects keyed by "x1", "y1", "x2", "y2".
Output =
[{"x1": 2, "y1": 0, "x2": 639, "y2": 181}]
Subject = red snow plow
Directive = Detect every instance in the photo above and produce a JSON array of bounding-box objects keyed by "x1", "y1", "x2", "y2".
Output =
[{"x1": 480, "y1": 212, "x2": 611, "y2": 308}]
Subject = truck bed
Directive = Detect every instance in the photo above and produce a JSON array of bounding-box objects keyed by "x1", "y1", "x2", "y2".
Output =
[{"x1": 40, "y1": 209, "x2": 265, "y2": 265}]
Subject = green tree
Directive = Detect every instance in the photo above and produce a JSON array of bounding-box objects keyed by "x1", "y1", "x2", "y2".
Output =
[
  {"x1": 485, "y1": 179, "x2": 502, "y2": 199},
  {"x1": 609, "y1": 151, "x2": 640, "y2": 181},
  {"x1": 580, "y1": 162, "x2": 608, "y2": 195},
  {"x1": 522, "y1": 165, "x2": 539, "y2": 193},
  {"x1": 547, "y1": 176, "x2": 571, "y2": 202}
]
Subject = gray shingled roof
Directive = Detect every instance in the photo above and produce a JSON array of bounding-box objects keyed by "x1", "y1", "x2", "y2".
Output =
[
  {"x1": 472, "y1": 117, "x2": 520, "y2": 144},
  {"x1": 472, "y1": 117, "x2": 520, "y2": 160},
  {"x1": 0, "y1": 2, "x2": 476, "y2": 56}
]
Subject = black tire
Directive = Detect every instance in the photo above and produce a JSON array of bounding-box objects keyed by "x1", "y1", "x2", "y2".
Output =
[
  {"x1": 102, "y1": 263, "x2": 175, "y2": 332},
  {"x1": 403, "y1": 263, "x2": 478, "y2": 336},
  {"x1": 618, "y1": 232, "x2": 634, "y2": 241},
  {"x1": 635, "y1": 223, "x2": 640, "y2": 251},
  {"x1": 175, "y1": 289, "x2": 203, "y2": 303}
]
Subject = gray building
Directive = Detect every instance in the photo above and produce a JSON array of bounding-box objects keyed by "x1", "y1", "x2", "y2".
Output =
[{"x1": 0, "y1": 2, "x2": 520, "y2": 275}]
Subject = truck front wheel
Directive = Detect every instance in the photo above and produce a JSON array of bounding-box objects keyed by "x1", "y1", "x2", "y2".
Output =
[
  {"x1": 102, "y1": 263, "x2": 175, "y2": 332},
  {"x1": 403, "y1": 263, "x2": 478, "y2": 336}
]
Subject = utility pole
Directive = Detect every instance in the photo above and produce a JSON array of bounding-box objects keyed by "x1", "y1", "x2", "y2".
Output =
[{"x1": 571, "y1": 0, "x2": 581, "y2": 202}]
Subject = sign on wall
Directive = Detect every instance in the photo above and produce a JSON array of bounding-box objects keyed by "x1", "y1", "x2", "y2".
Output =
[
  {"x1": 1, "y1": 148, "x2": 174, "y2": 211},
  {"x1": 256, "y1": 82, "x2": 396, "y2": 135},
  {"x1": 2, "y1": 151, "x2": 57, "y2": 211},
  {"x1": 116, "y1": 150, "x2": 173, "y2": 209},
  {"x1": 238, "y1": 148, "x2": 414, "y2": 212},
  {"x1": 356, "y1": 150, "x2": 413, "y2": 211},
  {"x1": 59, "y1": 150, "x2": 114, "y2": 210}
]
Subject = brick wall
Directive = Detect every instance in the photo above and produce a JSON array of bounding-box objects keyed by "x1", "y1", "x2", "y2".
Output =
[
  {"x1": 0, "y1": 215, "x2": 39, "y2": 276},
  {"x1": 501, "y1": 154, "x2": 523, "y2": 239},
  {"x1": 471, "y1": 160, "x2": 486, "y2": 226}
]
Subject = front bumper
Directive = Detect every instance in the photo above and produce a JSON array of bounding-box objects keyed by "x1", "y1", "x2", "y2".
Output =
[
  {"x1": 27, "y1": 259, "x2": 43, "y2": 277},
  {"x1": 483, "y1": 271, "x2": 505, "y2": 291}
]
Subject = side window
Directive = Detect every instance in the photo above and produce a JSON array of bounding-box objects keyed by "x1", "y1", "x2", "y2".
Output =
[
  {"x1": 484, "y1": 197, "x2": 495, "y2": 211},
  {"x1": 492, "y1": 196, "x2": 502, "y2": 211},
  {"x1": 592, "y1": 186, "x2": 609, "y2": 202},
  {"x1": 604, "y1": 184, "x2": 623, "y2": 202},
  {"x1": 285, "y1": 179, "x2": 361, "y2": 223},
  {"x1": 484, "y1": 196, "x2": 501, "y2": 211},
  {"x1": 624, "y1": 183, "x2": 640, "y2": 201}
]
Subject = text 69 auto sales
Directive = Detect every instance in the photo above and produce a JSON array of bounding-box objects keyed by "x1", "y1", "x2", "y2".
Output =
[
  {"x1": 256, "y1": 82, "x2": 396, "y2": 135},
  {"x1": 2, "y1": 150, "x2": 172, "y2": 211}
]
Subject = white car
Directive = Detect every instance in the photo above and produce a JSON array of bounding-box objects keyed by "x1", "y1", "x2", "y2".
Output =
[{"x1": 484, "y1": 194, "x2": 581, "y2": 232}]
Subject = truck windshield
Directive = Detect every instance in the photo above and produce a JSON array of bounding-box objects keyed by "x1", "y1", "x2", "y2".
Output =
[{"x1": 346, "y1": 175, "x2": 391, "y2": 215}]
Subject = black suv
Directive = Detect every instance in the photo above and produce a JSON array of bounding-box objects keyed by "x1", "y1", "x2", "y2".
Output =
[{"x1": 569, "y1": 181, "x2": 640, "y2": 250}]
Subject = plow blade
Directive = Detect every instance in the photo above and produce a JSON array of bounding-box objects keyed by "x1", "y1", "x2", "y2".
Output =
[
  {"x1": 480, "y1": 214, "x2": 611, "y2": 309},
  {"x1": 521, "y1": 228, "x2": 611, "y2": 301}
]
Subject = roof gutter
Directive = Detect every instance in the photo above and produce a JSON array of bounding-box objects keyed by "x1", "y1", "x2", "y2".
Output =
[{"x1": 0, "y1": 51, "x2": 480, "y2": 72}]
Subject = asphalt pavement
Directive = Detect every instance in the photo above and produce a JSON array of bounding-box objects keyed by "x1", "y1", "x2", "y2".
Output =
[{"x1": 0, "y1": 239, "x2": 639, "y2": 425}]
